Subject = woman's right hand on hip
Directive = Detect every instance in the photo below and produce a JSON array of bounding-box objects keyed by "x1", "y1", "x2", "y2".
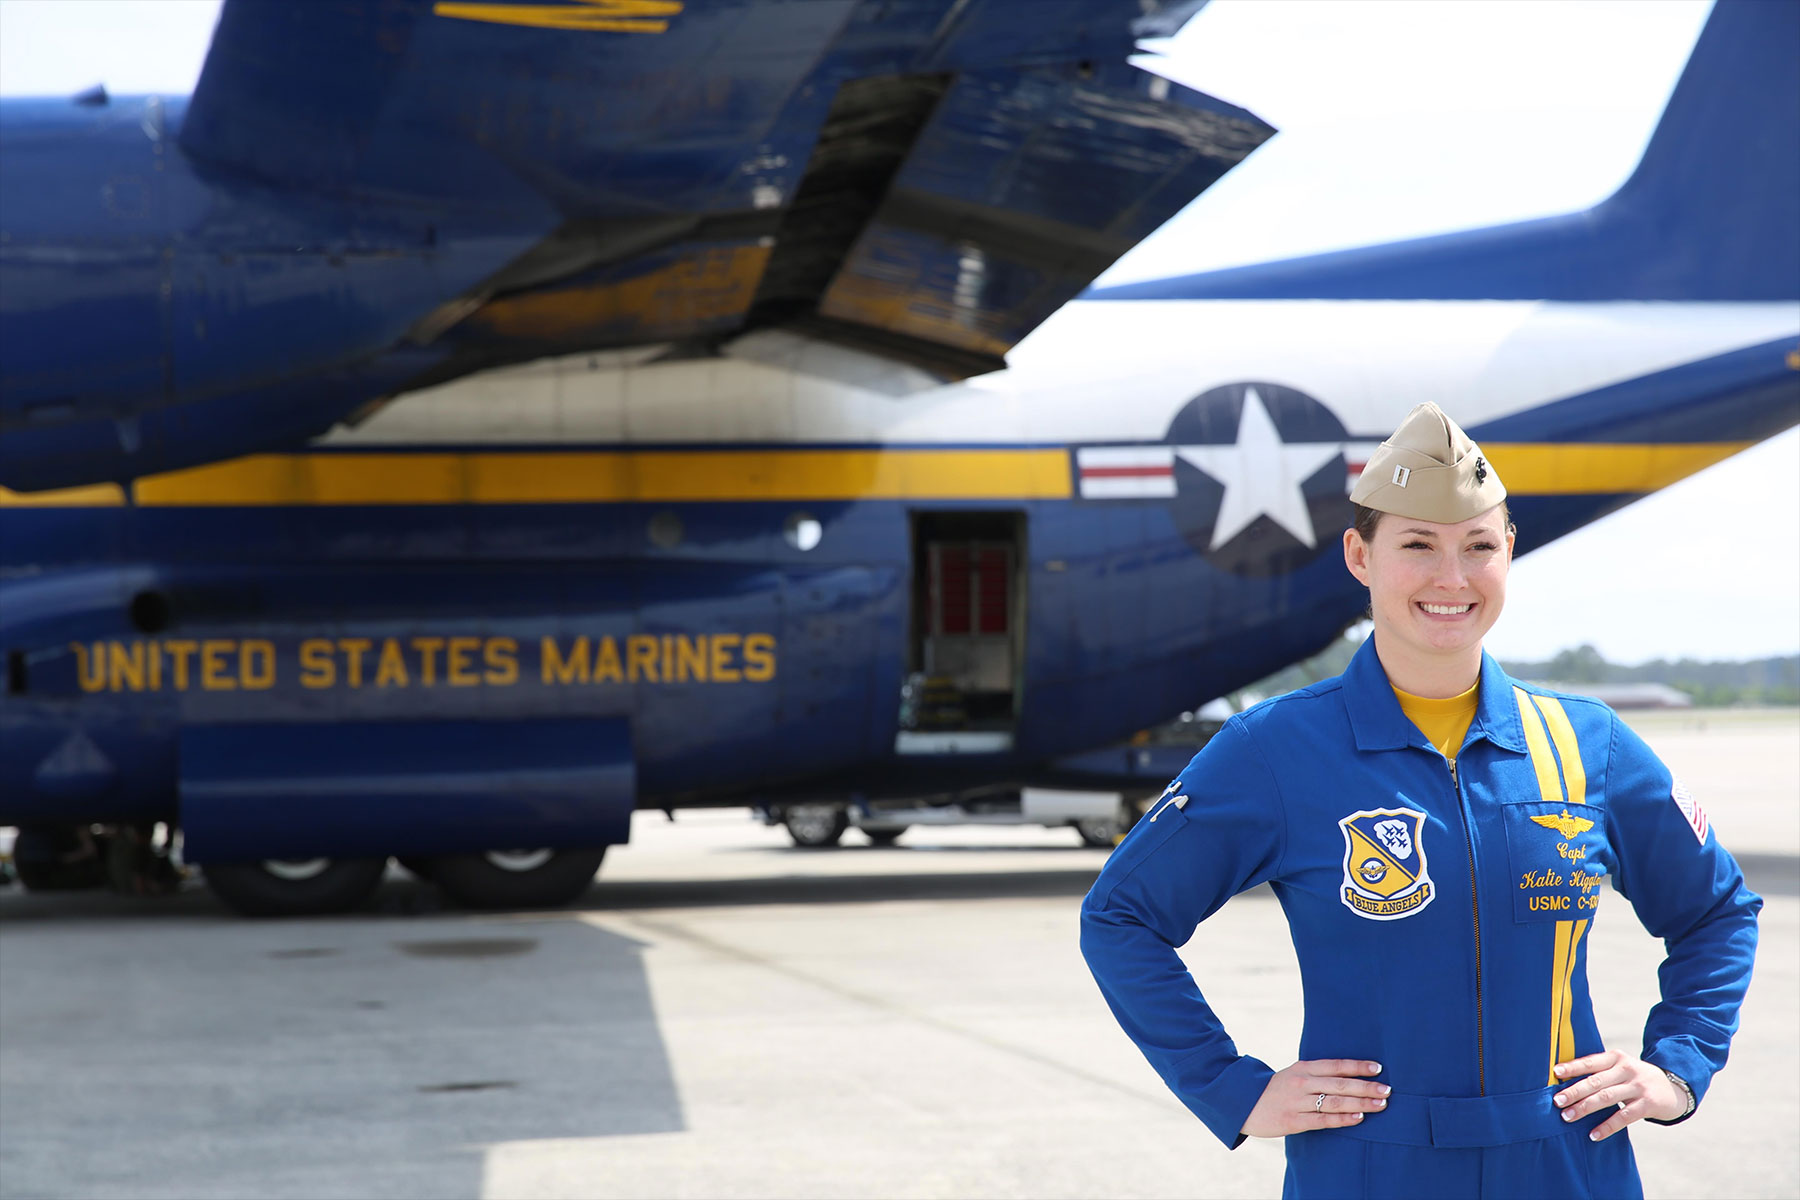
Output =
[{"x1": 1241, "y1": 1059, "x2": 1391, "y2": 1138}]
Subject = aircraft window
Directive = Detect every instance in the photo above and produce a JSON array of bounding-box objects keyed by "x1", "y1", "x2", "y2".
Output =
[
  {"x1": 130, "y1": 589, "x2": 171, "y2": 634},
  {"x1": 647, "y1": 511, "x2": 684, "y2": 549},
  {"x1": 784, "y1": 513, "x2": 823, "y2": 552}
]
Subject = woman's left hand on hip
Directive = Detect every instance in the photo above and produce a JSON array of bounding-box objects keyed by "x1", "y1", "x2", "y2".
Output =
[{"x1": 1553, "y1": 1048, "x2": 1687, "y2": 1140}]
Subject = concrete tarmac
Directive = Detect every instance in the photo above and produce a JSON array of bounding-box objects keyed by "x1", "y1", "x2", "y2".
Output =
[{"x1": 1, "y1": 711, "x2": 1795, "y2": 1200}]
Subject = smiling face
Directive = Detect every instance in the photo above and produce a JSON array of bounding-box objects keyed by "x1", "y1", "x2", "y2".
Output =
[{"x1": 1343, "y1": 504, "x2": 1515, "y2": 695}]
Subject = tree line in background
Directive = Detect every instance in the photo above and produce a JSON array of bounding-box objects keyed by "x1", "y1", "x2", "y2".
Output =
[
  {"x1": 1243, "y1": 630, "x2": 1800, "y2": 708},
  {"x1": 1501, "y1": 644, "x2": 1800, "y2": 707}
]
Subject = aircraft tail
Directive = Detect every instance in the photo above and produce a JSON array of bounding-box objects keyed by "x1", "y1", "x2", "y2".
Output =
[{"x1": 1094, "y1": 0, "x2": 1800, "y2": 302}]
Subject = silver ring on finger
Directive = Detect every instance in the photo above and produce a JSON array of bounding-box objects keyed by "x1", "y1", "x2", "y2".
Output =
[{"x1": 1316, "y1": 1093, "x2": 1326, "y2": 1112}]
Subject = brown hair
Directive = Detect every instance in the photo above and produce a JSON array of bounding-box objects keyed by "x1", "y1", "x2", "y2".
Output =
[{"x1": 1349, "y1": 502, "x2": 1515, "y2": 544}]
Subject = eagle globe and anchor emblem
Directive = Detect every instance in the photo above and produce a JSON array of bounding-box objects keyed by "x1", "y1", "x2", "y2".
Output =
[
  {"x1": 1338, "y1": 807, "x2": 1435, "y2": 920},
  {"x1": 1072, "y1": 382, "x2": 1374, "y2": 577}
]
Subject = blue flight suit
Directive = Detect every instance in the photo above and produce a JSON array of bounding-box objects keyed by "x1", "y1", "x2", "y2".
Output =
[{"x1": 1081, "y1": 638, "x2": 1760, "y2": 1199}]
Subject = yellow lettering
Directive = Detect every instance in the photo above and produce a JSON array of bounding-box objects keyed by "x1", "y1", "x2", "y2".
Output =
[
  {"x1": 742, "y1": 633, "x2": 775, "y2": 682},
  {"x1": 241, "y1": 640, "x2": 275, "y2": 690},
  {"x1": 661, "y1": 634, "x2": 675, "y2": 682},
  {"x1": 1557, "y1": 841, "x2": 1587, "y2": 861},
  {"x1": 1529, "y1": 894, "x2": 1571, "y2": 912},
  {"x1": 709, "y1": 633, "x2": 740, "y2": 682},
  {"x1": 163, "y1": 640, "x2": 196, "y2": 691},
  {"x1": 147, "y1": 642, "x2": 162, "y2": 690},
  {"x1": 299, "y1": 639, "x2": 336, "y2": 689},
  {"x1": 337, "y1": 638, "x2": 371, "y2": 688},
  {"x1": 109, "y1": 641, "x2": 145, "y2": 691},
  {"x1": 483, "y1": 637, "x2": 518, "y2": 686},
  {"x1": 202, "y1": 640, "x2": 236, "y2": 690},
  {"x1": 542, "y1": 636, "x2": 590, "y2": 685},
  {"x1": 72, "y1": 642, "x2": 105, "y2": 693},
  {"x1": 593, "y1": 635, "x2": 624, "y2": 683},
  {"x1": 1578, "y1": 894, "x2": 1601, "y2": 909},
  {"x1": 672, "y1": 635, "x2": 707, "y2": 682},
  {"x1": 411, "y1": 636, "x2": 444, "y2": 686},
  {"x1": 375, "y1": 638, "x2": 409, "y2": 688},
  {"x1": 446, "y1": 636, "x2": 480, "y2": 686},
  {"x1": 626, "y1": 635, "x2": 659, "y2": 682}
]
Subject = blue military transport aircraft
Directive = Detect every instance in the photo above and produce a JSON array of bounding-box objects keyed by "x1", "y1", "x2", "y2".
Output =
[{"x1": 1, "y1": 0, "x2": 1795, "y2": 915}]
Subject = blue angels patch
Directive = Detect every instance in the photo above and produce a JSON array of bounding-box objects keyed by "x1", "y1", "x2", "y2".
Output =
[{"x1": 1339, "y1": 808, "x2": 1434, "y2": 921}]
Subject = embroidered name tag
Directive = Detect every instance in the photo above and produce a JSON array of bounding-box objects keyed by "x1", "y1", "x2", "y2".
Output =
[{"x1": 1503, "y1": 803, "x2": 1608, "y2": 922}]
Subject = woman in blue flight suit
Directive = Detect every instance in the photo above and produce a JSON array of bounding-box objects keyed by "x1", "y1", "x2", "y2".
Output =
[{"x1": 1080, "y1": 403, "x2": 1760, "y2": 1199}]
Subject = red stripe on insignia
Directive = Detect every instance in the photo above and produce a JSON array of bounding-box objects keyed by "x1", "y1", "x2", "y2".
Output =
[
  {"x1": 1672, "y1": 777, "x2": 1709, "y2": 844},
  {"x1": 1079, "y1": 466, "x2": 1174, "y2": 479}
]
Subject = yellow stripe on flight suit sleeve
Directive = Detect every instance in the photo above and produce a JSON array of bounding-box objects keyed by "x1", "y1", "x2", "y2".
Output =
[{"x1": 1516, "y1": 688, "x2": 1593, "y2": 1085}]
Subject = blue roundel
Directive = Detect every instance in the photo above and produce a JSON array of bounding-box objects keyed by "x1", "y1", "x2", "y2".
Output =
[
  {"x1": 1165, "y1": 382, "x2": 1352, "y2": 576},
  {"x1": 1071, "y1": 381, "x2": 1355, "y2": 576}
]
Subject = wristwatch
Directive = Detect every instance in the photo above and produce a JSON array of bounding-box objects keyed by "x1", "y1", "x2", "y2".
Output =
[{"x1": 1654, "y1": 1069, "x2": 1697, "y2": 1123}]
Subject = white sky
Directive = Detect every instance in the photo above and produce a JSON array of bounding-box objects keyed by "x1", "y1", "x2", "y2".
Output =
[{"x1": 0, "y1": 0, "x2": 1794, "y2": 664}]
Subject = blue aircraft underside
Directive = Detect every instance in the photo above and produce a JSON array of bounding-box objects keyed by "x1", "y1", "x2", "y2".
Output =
[{"x1": 0, "y1": 0, "x2": 1269, "y2": 491}]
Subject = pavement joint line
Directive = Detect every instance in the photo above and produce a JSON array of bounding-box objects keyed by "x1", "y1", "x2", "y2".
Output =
[{"x1": 606, "y1": 910, "x2": 1178, "y2": 1115}]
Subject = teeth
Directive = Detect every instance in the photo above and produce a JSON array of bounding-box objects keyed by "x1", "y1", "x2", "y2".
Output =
[{"x1": 1421, "y1": 603, "x2": 1473, "y2": 615}]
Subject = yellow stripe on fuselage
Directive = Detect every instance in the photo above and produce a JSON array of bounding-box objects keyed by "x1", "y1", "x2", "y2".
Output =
[
  {"x1": 0, "y1": 482, "x2": 127, "y2": 507},
  {"x1": 1481, "y1": 441, "x2": 1748, "y2": 495},
  {"x1": 39, "y1": 449, "x2": 1072, "y2": 507},
  {"x1": 0, "y1": 440, "x2": 1751, "y2": 509},
  {"x1": 432, "y1": 0, "x2": 680, "y2": 34}
]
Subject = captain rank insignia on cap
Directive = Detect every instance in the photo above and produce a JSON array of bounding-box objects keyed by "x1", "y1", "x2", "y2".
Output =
[{"x1": 1351, "y1": 402, "x2": 1507, "y2": 523}]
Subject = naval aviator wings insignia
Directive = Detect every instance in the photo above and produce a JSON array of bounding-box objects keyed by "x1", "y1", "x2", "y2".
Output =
[{"x1": 1530, "y1": 810, "x2": 1595, "y2": 838}]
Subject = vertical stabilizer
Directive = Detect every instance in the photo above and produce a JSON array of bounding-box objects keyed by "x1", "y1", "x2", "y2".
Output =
[{"x1": 1095, "y1": 0, "x2": 1800, "y2": 302}]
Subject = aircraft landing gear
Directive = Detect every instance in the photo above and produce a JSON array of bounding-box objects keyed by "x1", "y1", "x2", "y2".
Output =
[
  {"x1": 12, "y1": 824, "x2": 185, "y2": 895},
  {"x1": 780, "y1": 804, "x2": 849, "y2": 848},
  {"x1": 426, "y1": 848, "x2": 606, "y2": 910},
  {"x1": 201, "y1": 857, "x2": 387, "y2": 917},
  {"x1": 11, "y1": 826, "x2": 110, "y2": 891},
  {"x1": 1074, "y1": 799, "x2": 1140, "y2": 848}
]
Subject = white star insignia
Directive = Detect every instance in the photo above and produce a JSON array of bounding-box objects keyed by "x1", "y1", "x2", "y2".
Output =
[{"x1": 1174, "y1": 387, "x2": 1344, "y2": 550}]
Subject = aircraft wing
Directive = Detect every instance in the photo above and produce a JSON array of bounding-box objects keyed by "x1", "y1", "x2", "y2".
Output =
[{"x1": 180, "y1": 0, "x2": 1272, "y2": 383}]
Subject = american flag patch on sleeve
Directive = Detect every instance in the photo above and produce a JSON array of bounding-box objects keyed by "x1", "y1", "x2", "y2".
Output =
[{"x1": 1671, "y1": 776, "x2": 1709, "y2": 844}]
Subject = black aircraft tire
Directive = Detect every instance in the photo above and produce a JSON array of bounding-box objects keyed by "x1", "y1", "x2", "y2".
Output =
[
  {"x1": 863, "y1": 828, "x2": 906, "y2": 847},
  {"x1": 429, "y1": 848, "x2": 606, "y2": 910},
  {"x1": 201, "y1": 858, "x2": 388, "y2": 917},
  {"x1": 782, "y1": 805, "x2": 848, "y2": 848},
  {"x1": 396, "y1": 856, "x2": 437, "y2": 881},
  {"x1": 12, "y1": 828, "x2": 109, "y2": 891}
]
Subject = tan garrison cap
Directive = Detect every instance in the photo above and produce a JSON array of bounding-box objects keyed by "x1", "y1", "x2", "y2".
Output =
[{"x1": 1349, "y1": 402, "x2": 1507, "y2": 522}]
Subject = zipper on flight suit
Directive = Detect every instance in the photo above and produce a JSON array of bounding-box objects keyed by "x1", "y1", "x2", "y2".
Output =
[{"x1": 1448, "y1": 755, "x2": 1487, "y2": 1095}]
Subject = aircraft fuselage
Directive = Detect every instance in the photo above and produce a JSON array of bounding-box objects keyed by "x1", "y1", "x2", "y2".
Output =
[{"x1": 4, "y1": 299, "x2": 1795, "y2": 867}]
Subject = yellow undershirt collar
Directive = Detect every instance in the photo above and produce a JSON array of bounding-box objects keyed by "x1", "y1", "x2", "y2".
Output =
[{"x1": 1392, "y1": 679, "x2": 1481, "y2": 763}]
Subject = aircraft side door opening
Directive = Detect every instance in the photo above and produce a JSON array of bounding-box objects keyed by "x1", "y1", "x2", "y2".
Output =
[{"x1": 898, "y1": 510, "x2": 1025, "y2": 755}]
